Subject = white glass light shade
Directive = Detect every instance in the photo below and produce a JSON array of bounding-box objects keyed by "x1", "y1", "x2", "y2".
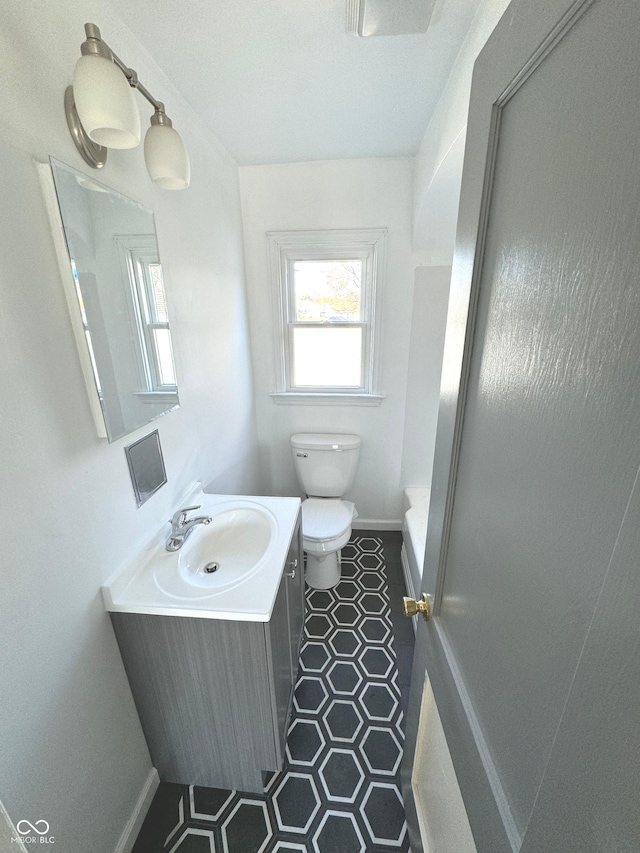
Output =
[
  {"x1": 144, "y1": 124, "x2": 190, "y2": 189},
  {"x1": 73, "y1": 54, "x2": 141, "y2": 149}
]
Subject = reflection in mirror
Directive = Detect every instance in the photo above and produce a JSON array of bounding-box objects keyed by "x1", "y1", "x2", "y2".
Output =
[{"x1": 49, "y1": 158, "x2": 179, "y2": 442}]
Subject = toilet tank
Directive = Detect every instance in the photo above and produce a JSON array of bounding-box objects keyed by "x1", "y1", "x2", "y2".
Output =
[{"x1": 291, "y1": 433, "x2": 361, "y2": 497}]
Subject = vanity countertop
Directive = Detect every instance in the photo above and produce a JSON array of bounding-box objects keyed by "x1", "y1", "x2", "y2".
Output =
[{"x1": 102, "y1": 491, "x2": 301, "y2": 622}]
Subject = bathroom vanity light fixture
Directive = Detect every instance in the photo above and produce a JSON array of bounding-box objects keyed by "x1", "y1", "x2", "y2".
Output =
[{"x1": 65, "y1": 23, "x2": 190, "y2": 189}]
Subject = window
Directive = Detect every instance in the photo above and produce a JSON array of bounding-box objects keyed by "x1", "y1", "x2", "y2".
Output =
[
  {"x1": 115, "y1": 235, "x2": 177, "y2": 396},
  {"x1": 129, "y1": 249, "x2": 176, "y2": 390},
  {"x1": 269, "y1": 230, "x2": 386, "y2": 405}
]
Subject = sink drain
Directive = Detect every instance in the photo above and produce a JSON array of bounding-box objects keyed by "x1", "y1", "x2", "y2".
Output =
[{"x1": 204, "y1": 562, "x2": 220, "y2": 574}]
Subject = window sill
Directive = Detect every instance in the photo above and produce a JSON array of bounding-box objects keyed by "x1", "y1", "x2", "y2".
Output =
[
  {"x1": 135, "y1": 391, "x2": 179, "y2": 405},
  {"x1": 269, "y1": 392, "x2": 385, "y2": 407}
]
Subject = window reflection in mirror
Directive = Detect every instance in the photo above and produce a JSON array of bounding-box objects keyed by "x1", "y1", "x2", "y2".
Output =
[
  {"x1": 49, "y1": 159, "x2": 179, "y2": 442},
  {"x1": 115, "y1": 235, "x2": 177, "y2": 393}
]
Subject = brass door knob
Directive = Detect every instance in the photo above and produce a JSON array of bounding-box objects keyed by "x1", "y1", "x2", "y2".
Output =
[{"x1": 403, "y1": 593, "x2": 432, "y2": 621}]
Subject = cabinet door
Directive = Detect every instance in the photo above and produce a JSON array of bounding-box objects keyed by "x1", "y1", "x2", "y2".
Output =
[
  {"x1": 112, "y1": 612, "x2": 276, "y2": 793},
  {"x1": 286, "y1": 517, "x2": 304, "y2": 679},
  {"x1": 268, "y1": 570, "x2": 292, "y2": 763}
]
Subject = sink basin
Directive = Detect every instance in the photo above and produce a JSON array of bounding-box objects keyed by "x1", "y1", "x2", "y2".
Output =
[
  {"x1": 154, "y1": 501, "x2": 278, "y2": 599},
  {"x1": 102, "y1": 489, "x2": 301, "y2": 621}
]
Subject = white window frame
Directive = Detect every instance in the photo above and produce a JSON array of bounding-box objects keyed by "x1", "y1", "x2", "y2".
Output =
[
  {"x1": 129, "y1": 247, "x2": 175, "y2": 392},
  {"x1": 268, "y1": 229, "x2": 386, "y2": 406},
  {"x1": 114, "y1": 235, "x2": 178, "y2": 400}
]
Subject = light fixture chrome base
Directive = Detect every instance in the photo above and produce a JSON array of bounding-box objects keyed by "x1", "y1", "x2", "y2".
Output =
[{"x1": 64, "y1": 86, "x2": 107, "y2": 169}]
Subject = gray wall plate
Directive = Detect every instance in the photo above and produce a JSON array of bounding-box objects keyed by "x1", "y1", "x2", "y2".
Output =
[{"x1": 125, "y1": 429, "x2": 167, "y2": 507}]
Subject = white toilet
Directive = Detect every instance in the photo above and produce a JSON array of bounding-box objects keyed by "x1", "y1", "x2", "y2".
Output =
[{"x1": 290, "y1": 433, "x2": 361, "y2": 590}]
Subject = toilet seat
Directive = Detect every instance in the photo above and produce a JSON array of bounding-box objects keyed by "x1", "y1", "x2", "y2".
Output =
[{"x1": 301, "y1": 498, "x2": 354, "y2": 541}]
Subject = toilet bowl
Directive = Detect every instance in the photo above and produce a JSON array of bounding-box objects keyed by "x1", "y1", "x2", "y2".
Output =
[
  {"x1": 301, "y1": 498, "x2": 357, "y2": 589},
  {"x1": 290, "y1": 433, "x2": 361, "y2": 590}
]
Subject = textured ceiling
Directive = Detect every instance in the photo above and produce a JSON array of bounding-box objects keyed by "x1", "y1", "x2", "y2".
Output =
[{"x1": 105, "y1": 0, "x2": 483, "y2": 165}]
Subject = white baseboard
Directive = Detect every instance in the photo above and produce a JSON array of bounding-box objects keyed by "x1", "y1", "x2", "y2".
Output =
[
  {"x1": 114, "y1": 767, "x2": 160, "y2": 853},
  {"x1": 352, "y1": 518, "x2": 402, "y2": 531}
]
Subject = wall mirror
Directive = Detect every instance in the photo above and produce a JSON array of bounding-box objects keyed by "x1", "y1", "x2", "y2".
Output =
[{"x1": 47, "y1": 158, "x2": 179, "y2": 442}]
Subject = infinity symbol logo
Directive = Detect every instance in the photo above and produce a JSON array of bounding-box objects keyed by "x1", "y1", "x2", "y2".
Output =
[{"x1": 16, "y1": 819, "x2": 50, "y2": 835}]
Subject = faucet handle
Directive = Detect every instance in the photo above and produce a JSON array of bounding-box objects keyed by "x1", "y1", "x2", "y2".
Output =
[{"x1": 170, "y1": 505, "x2": 201, "y2": 527}]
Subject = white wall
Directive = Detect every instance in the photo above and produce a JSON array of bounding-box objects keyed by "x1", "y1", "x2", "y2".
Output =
[
  {"x1": 0, "y1": 3, "x2": 258, "y2": 852},
  {"x1": 240, "y1": 159, "x2": 414, "y2": 525},
  {"x1": 413, "y1": 0, "x2": 512, "y2": 261},
  {"x1": 401, "y1": 266, "x2": 451, "y2": 488},
  {"x1": 400, "y1": 0, "x2": 511, "y2": 490}
]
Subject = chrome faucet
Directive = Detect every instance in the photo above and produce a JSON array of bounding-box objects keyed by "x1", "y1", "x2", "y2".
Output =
[{"x1": 166, "y1": 505, "x2": 212, "y2": 551}]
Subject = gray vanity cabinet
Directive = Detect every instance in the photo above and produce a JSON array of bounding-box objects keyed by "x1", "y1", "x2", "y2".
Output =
[{"x1": 111, "y1": 515, "x2": 303, "y2": 794}]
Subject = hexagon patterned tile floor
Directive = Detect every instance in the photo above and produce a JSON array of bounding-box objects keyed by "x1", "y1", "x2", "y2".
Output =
[{"x1": 132, "y1": 533, "x2": 413, "y2": 853}]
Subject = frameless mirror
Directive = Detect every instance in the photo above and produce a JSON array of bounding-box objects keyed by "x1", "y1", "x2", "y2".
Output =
[{"x1": 48, "y1": 158, "x2": 179, "y2": 442}]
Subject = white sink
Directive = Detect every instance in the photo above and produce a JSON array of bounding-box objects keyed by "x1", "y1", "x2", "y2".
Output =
[
  {"x1": 102, "y1": 489, "x2": 301, "y2": 622},
  {"x1": 155, "y1": 503, "x2": 277, "y2": 599}
]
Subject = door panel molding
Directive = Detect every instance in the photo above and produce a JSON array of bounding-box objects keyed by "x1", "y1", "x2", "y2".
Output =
[
  {"x1": 433, "y1": 0, "x2": 596, "y2": 616},
  {"x1": 496, "y1": 0, "x2": 596, "y2": 108},
  {"x1": 405, "y1": 617, "x2": 515, "y2": 852},
  {"x1": 434, "y1": 622, "x2": 520, "y2": 849}
]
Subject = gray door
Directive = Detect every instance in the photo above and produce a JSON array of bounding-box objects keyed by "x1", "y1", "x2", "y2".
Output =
[{"x1": 403, "y1": 0, "x2": 640, "y2": 851}]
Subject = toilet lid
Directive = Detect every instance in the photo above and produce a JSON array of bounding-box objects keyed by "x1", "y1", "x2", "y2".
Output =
[{"x1": 302, "y1": 499, "x2": 354, "y2": 541}]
